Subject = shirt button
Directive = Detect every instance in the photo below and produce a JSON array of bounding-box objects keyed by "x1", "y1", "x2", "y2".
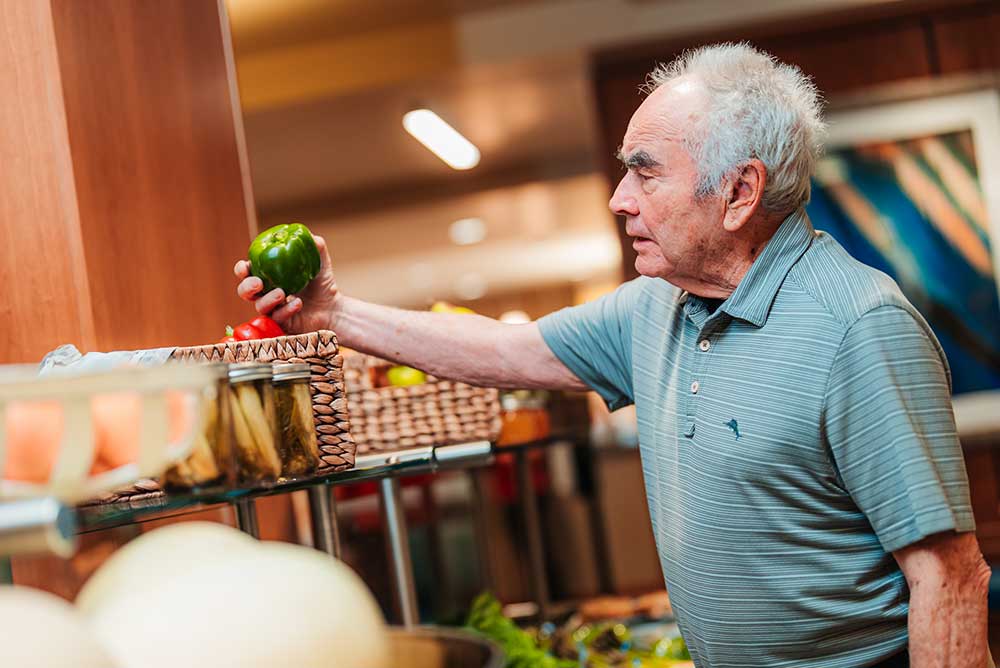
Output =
[
  {"x1": 690, "y1": 380, "x2": 700, "y2": 394},
  {"x1": 699, "y1": 339, "x2": 711, "y2": 352}
]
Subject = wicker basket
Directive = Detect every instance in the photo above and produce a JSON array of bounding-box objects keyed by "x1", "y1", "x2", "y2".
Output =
[
  {"x1": 343, "y1": 353, "x2": 501, "y2": 454},
  {"x1": 83, "y1": 331, "x2": 355, "y2": 505},
  {"x1": 172, "y1": 330, "x2": 354, "y2": 473}
]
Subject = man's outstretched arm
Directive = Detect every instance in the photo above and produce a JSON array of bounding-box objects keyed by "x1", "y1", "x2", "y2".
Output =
[{"x1": 235, "y1": 235, "x2": 588, "y2": 391}]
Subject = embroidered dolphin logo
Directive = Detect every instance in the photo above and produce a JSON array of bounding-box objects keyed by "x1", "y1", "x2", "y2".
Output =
[{"x1": 725, "y1": 419, "x2": 741, "y2": 440}]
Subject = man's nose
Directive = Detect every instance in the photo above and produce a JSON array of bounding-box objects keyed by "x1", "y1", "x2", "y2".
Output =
[{"x1": 609, "y1": 176, "x2": 638, "y2": 217}]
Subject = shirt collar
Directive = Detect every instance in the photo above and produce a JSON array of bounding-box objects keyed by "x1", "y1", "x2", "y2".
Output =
[{"x1": 718, "y1": 209, "x2": 816, "y2": 328}]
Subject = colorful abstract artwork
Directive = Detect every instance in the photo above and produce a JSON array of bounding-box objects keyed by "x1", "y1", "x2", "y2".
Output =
[{"x1": 807, "y1": 128, "x2": 1000, "y2": 395}]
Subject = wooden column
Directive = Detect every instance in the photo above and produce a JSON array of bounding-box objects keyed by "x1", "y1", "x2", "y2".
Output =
[
  {"x1": 0, "y1": 0, "x2": 280, "y2": 594},
  {"x1": 0, "y1": 0, "x2": 96, "y2": 362},
  {"x1": 0, "y1": 0, "x2": 257, "y2": 363}
]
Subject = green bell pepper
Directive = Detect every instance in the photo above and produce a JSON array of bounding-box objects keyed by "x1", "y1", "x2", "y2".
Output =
[{"x1": 248, "y1": 223, "x2": 321, "y2": 295}]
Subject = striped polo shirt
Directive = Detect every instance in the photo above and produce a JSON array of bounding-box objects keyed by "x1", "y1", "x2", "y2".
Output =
[{"x1": 538, "y1": 209, "x2": 975, "y2": 668}]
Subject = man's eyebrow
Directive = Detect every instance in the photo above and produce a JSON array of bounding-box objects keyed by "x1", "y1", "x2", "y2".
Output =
[{"x1": 615, "y1": 147, "x2": 661, "y2": 170}]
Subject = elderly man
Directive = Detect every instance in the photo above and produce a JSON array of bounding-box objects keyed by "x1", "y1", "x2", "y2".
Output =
[{"x1": 237, "y1": 43, "x2": 992, "y2": 668}]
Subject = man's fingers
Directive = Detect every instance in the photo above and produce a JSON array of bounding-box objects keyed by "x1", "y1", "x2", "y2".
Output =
[
  {"x1": 234, "y1": 259, "x2": 250, "y2": 279},
  {"x1": 237, "y1": 276, "x2": 264, "y2": 301},
  {"x1": 254, "y1": 288, "x2": 286, "y2": 315},
  {"x1": 270, "y1": 297, "x2": 302, "y2": 323}
]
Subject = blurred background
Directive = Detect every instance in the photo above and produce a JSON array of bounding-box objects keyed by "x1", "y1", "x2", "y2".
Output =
[
  {"x1": 3, "y1": 0, "x2": 1000, "y2": 653},
  {"x1": 229, "y1": 0, "x2": 631, "y2": 317},
  {"x1": 227, "y1": 0, "x2": 1000, "y2": 394}
]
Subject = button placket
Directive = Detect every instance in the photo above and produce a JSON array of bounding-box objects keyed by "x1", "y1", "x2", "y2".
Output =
[
  {"x1": 683, "y1": 345, "x2": 707, "y2": 439},
  {"x1": 683, "y1": 314, "x2": 719, "y2": 440}
]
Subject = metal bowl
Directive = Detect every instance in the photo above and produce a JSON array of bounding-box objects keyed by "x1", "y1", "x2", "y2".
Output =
[{"x1": 388, "y1": 627, "x2": 504, "y2": 668}]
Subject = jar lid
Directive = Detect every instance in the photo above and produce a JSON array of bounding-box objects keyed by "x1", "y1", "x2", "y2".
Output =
[
  {"x1": 227, "y1": 363, "x2": 273, "y2": 383},
  {"x1": 272, "y1": 363, "x2": 311, "y2": 383}
]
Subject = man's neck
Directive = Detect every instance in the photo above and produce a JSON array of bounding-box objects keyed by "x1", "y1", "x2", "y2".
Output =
[{"x1": 674, "y1": 210, "x2": 789, "y2": 300}]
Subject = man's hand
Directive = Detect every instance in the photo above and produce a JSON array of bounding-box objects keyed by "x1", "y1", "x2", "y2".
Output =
[
  {"x1": 894, "y1": 531, "x2": 994, "y2": 667},
  {"x1": 235, "y1": 234, "x2": 340, "y2": 334}
]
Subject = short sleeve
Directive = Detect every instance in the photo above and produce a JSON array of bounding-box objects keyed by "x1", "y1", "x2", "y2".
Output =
[
  {"x1": 536, "y1": 278, "x2": 645, "y2": 411},
  {"x1": 823, "y1": 305, "x2": 975, "y2": 554}
]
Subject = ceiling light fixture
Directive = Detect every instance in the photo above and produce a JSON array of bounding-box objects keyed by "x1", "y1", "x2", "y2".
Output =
[
  {"x1": 403, "y1": 109, "x2": 480, "y2": 170},
  {"x1": 448, "y1": 217, "x2": 487, "y2": 246}
]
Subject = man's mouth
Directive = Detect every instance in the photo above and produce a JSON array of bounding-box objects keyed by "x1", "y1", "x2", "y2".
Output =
[{"x1": 626, "y1": 226, "x2": 651, "y2": 242}]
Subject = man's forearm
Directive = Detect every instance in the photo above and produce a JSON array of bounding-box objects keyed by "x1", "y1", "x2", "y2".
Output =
[
  {"x1": 903, "y1": 533, "x2": 992, "y2": 667},
  {"x1": 908, "y1": 579, "x2": 991, "y2": 667},
  {"x1": 329, "y1": 295, "x2": 587, "y2": 391}
]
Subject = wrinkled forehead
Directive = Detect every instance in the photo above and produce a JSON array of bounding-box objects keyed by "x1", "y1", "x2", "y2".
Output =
[{"x1": 623, "y1": 77, "x2": 707, "y2": 154}]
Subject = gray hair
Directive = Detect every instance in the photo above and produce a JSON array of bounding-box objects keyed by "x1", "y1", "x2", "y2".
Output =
[{"x1": 645, "y1": 42, "x2": 826, "y2": 214}]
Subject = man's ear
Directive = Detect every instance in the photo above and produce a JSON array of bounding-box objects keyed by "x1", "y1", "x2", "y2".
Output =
[{"x1": 722, "y1": 159, "x2": 767, "y2": 232}]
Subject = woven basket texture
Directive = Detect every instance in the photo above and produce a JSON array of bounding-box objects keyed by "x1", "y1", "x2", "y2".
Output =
[{"x1": 343, "y1": 352, "x2": 501, "y2": 454}]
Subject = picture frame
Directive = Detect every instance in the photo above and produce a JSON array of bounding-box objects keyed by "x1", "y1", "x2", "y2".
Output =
[
  {"x1": 823, "y1": 89, "x2": 1000, "y2": 292},
  {"x1": 808, "y1": 89, "x2": 1000, "y2": 438}
]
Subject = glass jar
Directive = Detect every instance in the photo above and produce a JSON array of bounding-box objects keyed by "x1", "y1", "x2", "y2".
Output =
[
  {"x1": 162, "y1": 363, "x2": 232, "y2": 491},
  {"x1": 272, "y1": 363, "x2": 320, "y2": 481},
  {"x1": 497, "y1": 391, "x2": 551, "y2": 446},
  {"x1": 227, "y1": 363, "x2": 281, "y2": 485}
]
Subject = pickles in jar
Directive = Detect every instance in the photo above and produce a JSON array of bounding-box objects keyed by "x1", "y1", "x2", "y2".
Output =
[
  {"x1": 227, "y1": 364, "x2": 281, "y2": 484},
  {"x1": 272, "y1": 363, "x2": 319, "y2": 481}
]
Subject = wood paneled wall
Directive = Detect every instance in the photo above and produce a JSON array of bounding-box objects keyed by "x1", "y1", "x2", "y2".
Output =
[
  {"x1": 50, "y1": 0, "x2": 257, "y2": 351},
  {"x1": 0, "y1": 1, "x2": 96, "y2": 362},
  {"x1": 934, "y1": 4, "x2": 1000, "y2": 74},
  {"x1": 0, "y1": 0, "x2": 256, "y2": 363}
]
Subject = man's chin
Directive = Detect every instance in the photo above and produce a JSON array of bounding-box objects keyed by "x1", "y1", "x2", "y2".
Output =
[{"x1": 634, "y1": 256, "x2": 667, "y2": 279}]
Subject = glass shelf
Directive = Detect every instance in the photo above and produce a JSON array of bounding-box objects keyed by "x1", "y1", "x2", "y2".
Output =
[
  {"x1": 74, "y1": 440, "x2": 494, "y2": 534},
  {"x1": 0, "y1": 437, "x2": 588, "y2": 554}
]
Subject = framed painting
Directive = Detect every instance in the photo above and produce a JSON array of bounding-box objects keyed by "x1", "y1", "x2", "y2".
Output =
[{"x1": 806, "y1": 90, "x2": 1000, "y2": 408}]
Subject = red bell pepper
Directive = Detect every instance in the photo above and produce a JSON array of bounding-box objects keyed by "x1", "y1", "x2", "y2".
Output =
[
  {"x1": 231, "y1": 321, "x2": 263, "y2": 341},
  {"x1": 223, "y1": 316, "x2": 285, "y2": 342},
  {"x1": 248, "y1": 316, "x2": 285, "y2": 339}
]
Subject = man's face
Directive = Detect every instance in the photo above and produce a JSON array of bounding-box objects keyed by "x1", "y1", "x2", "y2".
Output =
[{"x1": 609, "y1": 79, "x2": 723, "y2": 283}]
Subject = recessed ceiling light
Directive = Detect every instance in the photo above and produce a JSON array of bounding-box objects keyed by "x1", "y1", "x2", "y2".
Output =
[
  {"x1": 403, "y1": 109, "x2": 480, "y2": 170},
  {"x1": 449, "y1": 217, "x2": 487, "y2": 246}
]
